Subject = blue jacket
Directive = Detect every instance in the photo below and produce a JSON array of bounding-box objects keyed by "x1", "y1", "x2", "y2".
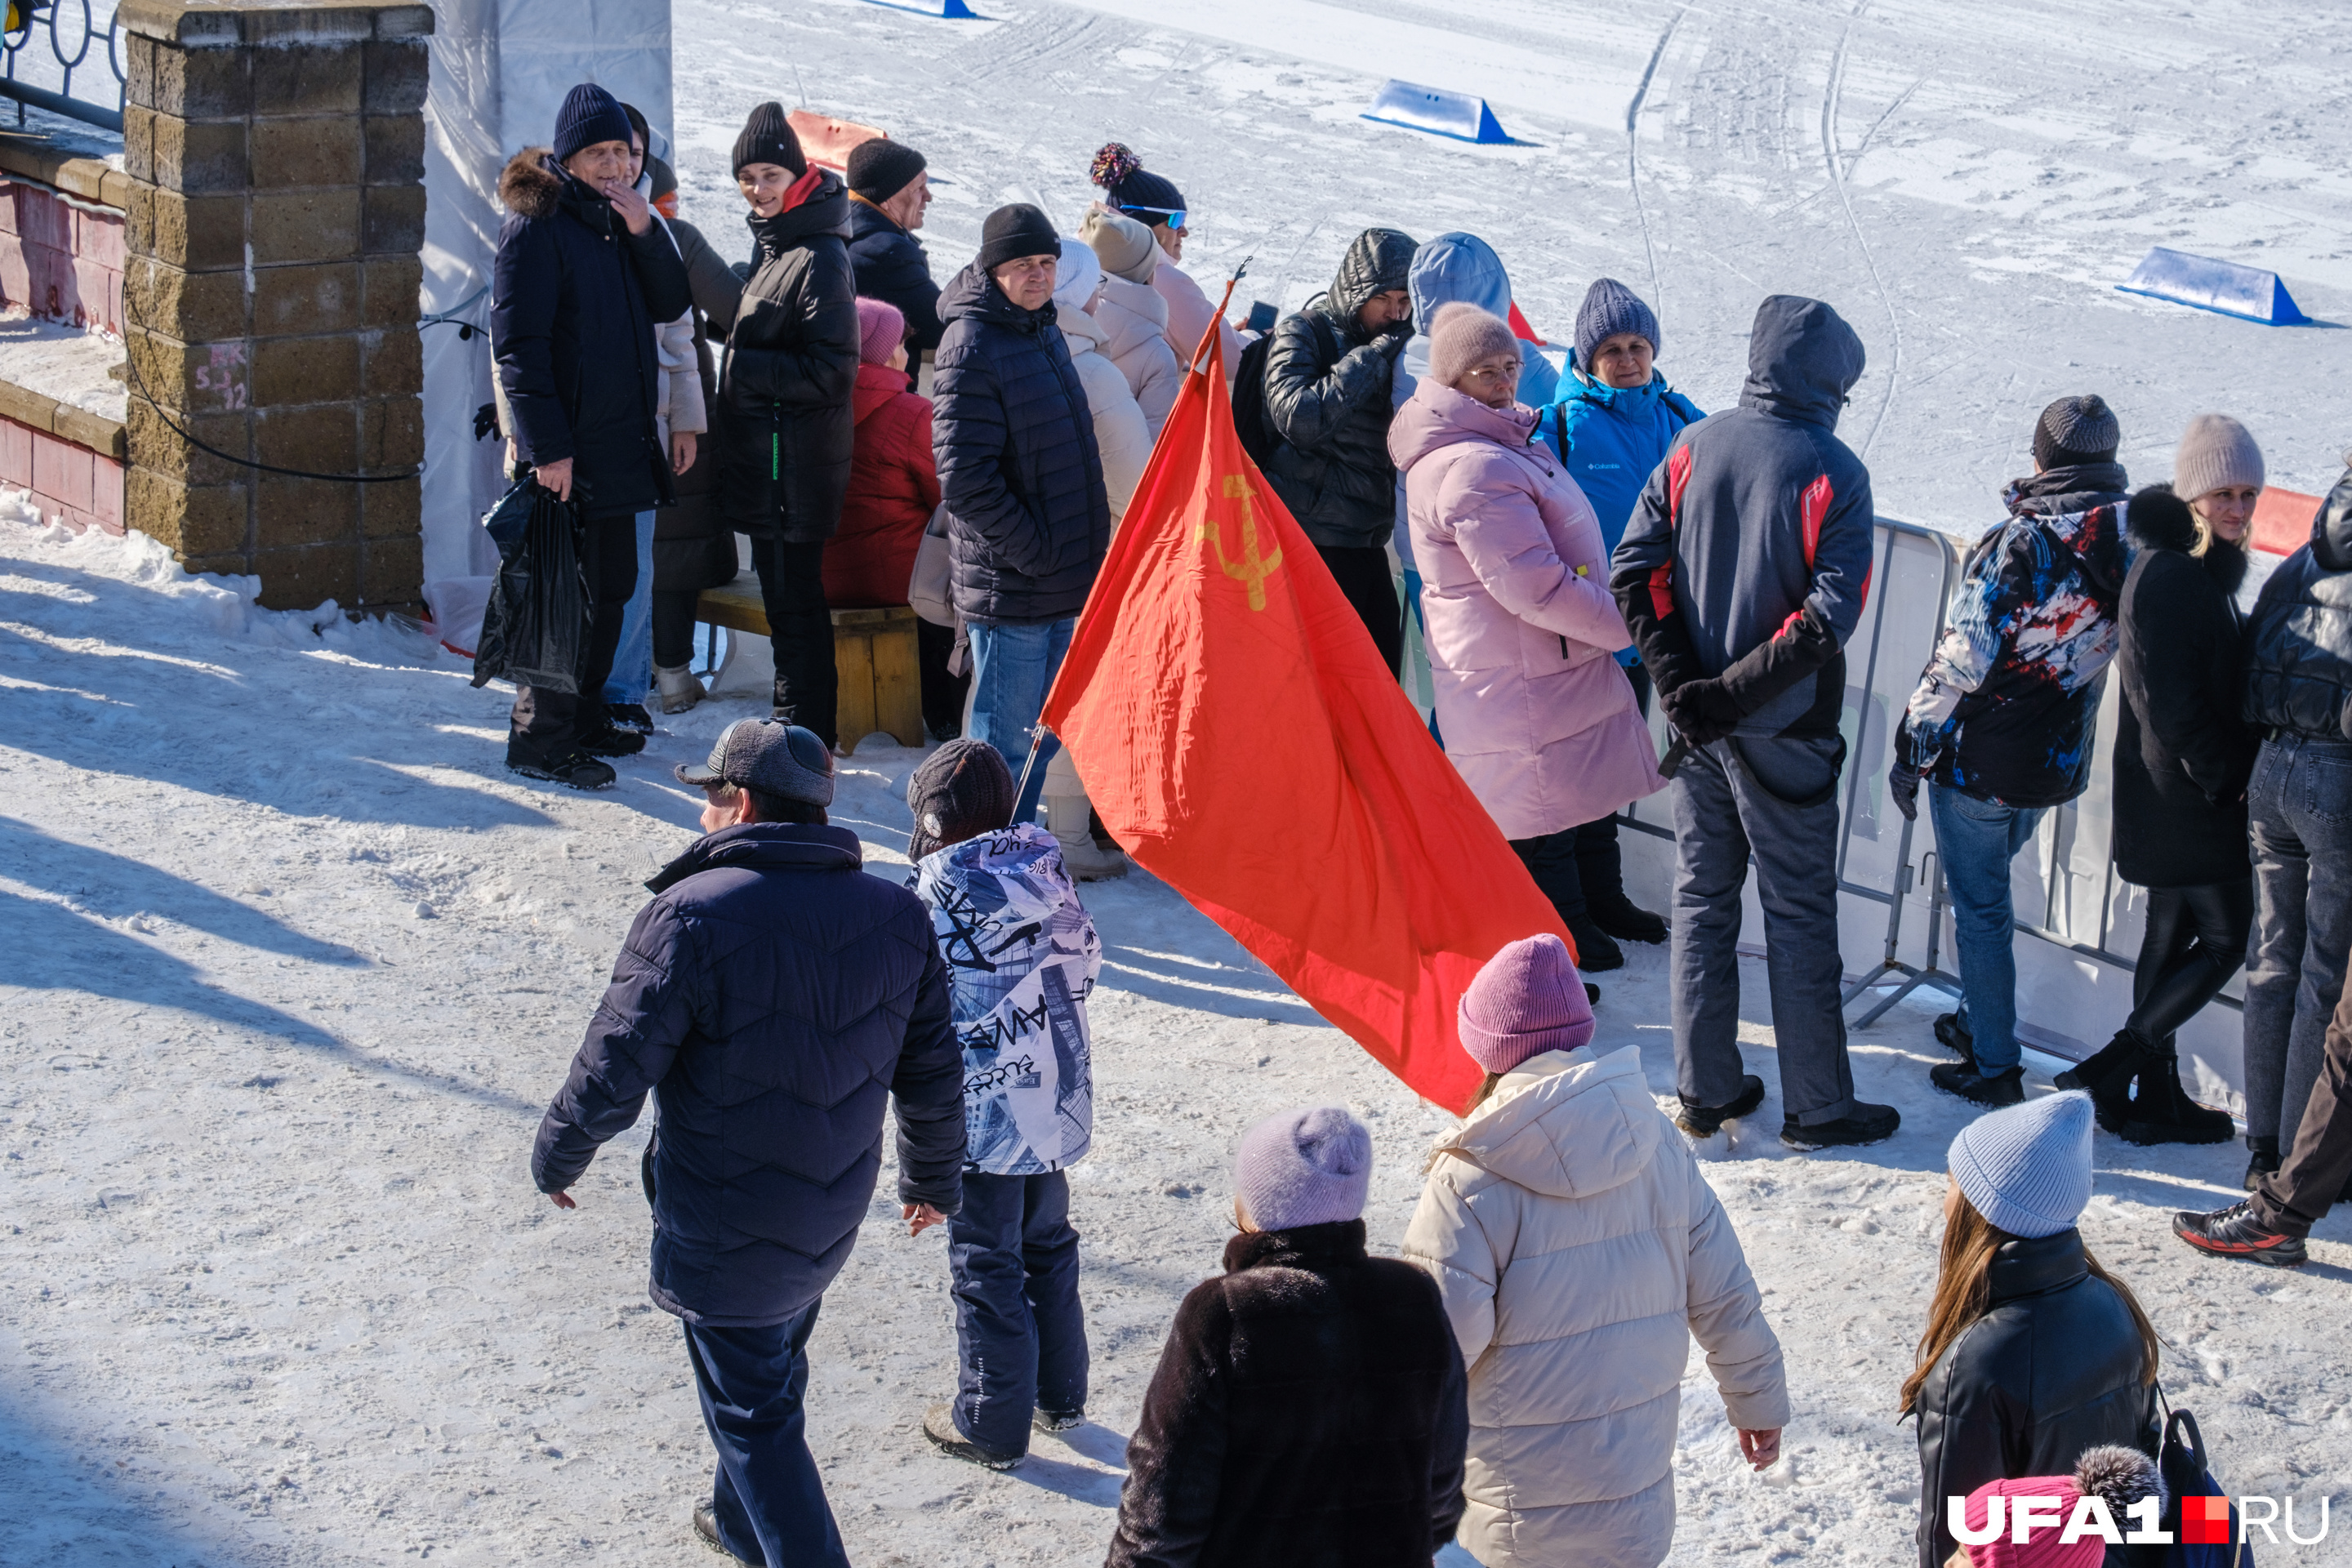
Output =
[
  {"x1": 933, "y1": 261, "x2": 1111, "y2": 623},
  {"x1": 848, "y1": 198, "x2": 943, "y2": 354},
  {"x1": 1534, "y1": 373, "x2": 1704, "y2": 558},
  {"x1": 532, "y1": 824, "x2": 965, "y2": 1328}
]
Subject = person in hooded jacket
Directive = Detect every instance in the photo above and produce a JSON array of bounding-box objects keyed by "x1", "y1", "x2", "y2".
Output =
[
  {"x1": 1610, "y1": 296, "x2": 1898, "y2": 1151},
  {"x1": 717, "y1": 104, "x2": 861, "y2": 749},
  {"x1": 531, "y1": 718, "x2": 965, "y2": 1568},
  {"x1": 1107, "y1": 1105, "x2": 1468, "y2": 1568},
  {"x1": 1904, "y1": 1093, "x2": 2159, "y2": 1568},
  {"x1": 1389, "y1": 304, "x2": 1665, "y2": 973},
  {"x1": 1401, "y1": 934, "x2": 1788, "y2": 1568},
  {"x1": 844, "y1": 136, "x2": 942, "y2": 357},
  {"x1": 826, "y1": 297, "x2": 940, "y2": 608},
  {"x1": 1889, "y1": 397, "x2": 2132, "y2": 1108},
  {"x1": 1089, "y1": 142, "x2": 1240, "y2": 381},
  {"x1": 1048, "y1": 238, "x2": 1153, "y2": 523},
  {"x1": 933, "y1": 204, "x2": 1111, "y2": 767},
  {"x1": 1262, "y1": 227, "x2": 1419, "y2": 674},
  {"x1": 490, "y1": 83, "x2": 693, "y2": 788},
  {"x1": 2058, "y1": 483, "x2": 2253, "y2": 1147},
  {"x1": 1076, "y1": 205, "x2": 1183, "y2": 438}
]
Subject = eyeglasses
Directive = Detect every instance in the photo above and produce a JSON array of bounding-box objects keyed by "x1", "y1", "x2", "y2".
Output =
[{"x1": 1120, "y1": 204, "x2": 1187, "y2": 231}]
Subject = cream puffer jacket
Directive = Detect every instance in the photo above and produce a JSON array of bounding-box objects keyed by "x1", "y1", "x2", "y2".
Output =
[
  {"x1": 1054, "y1": 305, "x2": 1152, "y2": 524},
  {"x1": 1092, "y1": 274, "x2": 1182, "y2": 439},
  {"x1": 1401, "y1": 1045, "x2": 1788, "y2": 1568}
]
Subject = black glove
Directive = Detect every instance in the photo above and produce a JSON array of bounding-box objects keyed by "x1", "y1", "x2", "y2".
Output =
[
  {"x1": 1887, "y1": 761, "x2": 1922, "y2": 822},
  {"x1": 1375, "y1": 320, "x2": 1413, "y2": 358},
  {"x1": 1662, "y1": 678, "x2": 1742, "y2": 748}
]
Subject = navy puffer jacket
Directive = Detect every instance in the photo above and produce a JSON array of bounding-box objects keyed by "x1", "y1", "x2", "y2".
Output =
[
  {"x1": 532, "y1": 824, "x2": 965, "y2": 1328},
  {"x1": 492, "y1": 149, "x2": 693, "y2": 517},
  {"x1": 2244, "y1": 465, "x2": 2352, "y2": 742},
  {"x1": 848, "y1": 200, "x2": 943, "y2": 354},
  {"x1": 933, "y1": 262, "x2": 1111, "y2": 623}
]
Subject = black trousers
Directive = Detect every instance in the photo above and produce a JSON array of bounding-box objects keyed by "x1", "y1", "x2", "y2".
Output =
[
  {"x1": 919, "y1": 617, "x2": 969, "y2": 740},
  {"x1": 1511, "y1": 819, "x2": 1627, "y2": 926},
  {"x1": 2126, "y1": 880, "x2": 2254, "y2": 1046},
  {"x1": 751, "y1": 537, "x2": 839, "y2": 748},
  {"x1": 652, "y1": 587, "x2": 700, "y2": 671},
  {"x1": 2255, "y1": 967, "x2": 2352, "y2": 1236},
  {"x1": 1316, "y1": 543, "x2": 1403, "y2": 677},
  {"x1": 510, "y1": 508, "x2": 638, "y2": 755}
]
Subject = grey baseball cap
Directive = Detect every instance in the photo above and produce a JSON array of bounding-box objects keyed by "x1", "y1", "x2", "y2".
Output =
[{"x1": 674, "y1": 719, "x2": 834, "y2": 806}]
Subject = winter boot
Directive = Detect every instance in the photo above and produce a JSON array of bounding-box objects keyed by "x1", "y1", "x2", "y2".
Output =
[
  {"x1": 654, "y1": 663, "x2": 706, "y2": 715},
  {"x1": 1046, "y1": 795, "x2": 1128, "y2": 880},
  {"x1": 1564, "y1": 915, "x2": 1624, "y2": 973},
  {"x1": 608, "y1": 702, "x2": 655, "y2": 734},
  {"x1": 2054, "y1": 1027, "x2": 2143, "y2": 1095},
  {"x1": 2117, "y1": 1054, "x2": 2237, "y2": 1146},
  {"x1": 1676, "y1": 1074, "x2": 1765, "y2": 1138},
  {"x1": 692, "y1": 1501, "x2": 757, "y2": 1563},
  {"x1": 1032, "y1": 1406, "x2": 1085, "y2": 1434},
  {"x1": 924, "y1": 1402, "x2": 1022, "y2": 1470},
  {"x1": 1781, "y1": 1101, "x2": 1901, "y2": 1151},
  {"x1": 506, "y1": 740, "x2": 617, "y2": 791},
  {"x1": 2068, "y1": 1028, "x2": 2154, "y2": 1134},
  {"x1": 1932, "y1": 1012, "x2": 1974, "y2": 1062},
  {"x1": 1930, "y1": 1060, "x2": 2025, "y2": 1107},
  {"x1": 1587, "y1": 893, "x2": 1668, "y2": 945},
  {"x1": 2243, "y1": 1135, "x2": 2281, "y2": 1192},
  {"x1": 578, "y1": 721, "x2": 646, "y2": 758},
  {"x1": 2172, "y1": 1200, "x2": 2307, "y2": 1268}
]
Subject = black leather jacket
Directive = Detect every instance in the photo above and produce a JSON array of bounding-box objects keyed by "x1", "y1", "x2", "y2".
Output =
[
  {"x1": 1262, "y1": 228, "x2": 1417, "y2": 550},
  {"x1": 1911, "y1": 1230, "x2": 2158, "y2": 1568},
  {"x1": 2244, "y1": 466, "x2": 2352, "y2": 742}
]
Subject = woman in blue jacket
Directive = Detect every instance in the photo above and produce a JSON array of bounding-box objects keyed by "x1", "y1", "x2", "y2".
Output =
[{"x1": 1521, "y1": 278, "x2": 1697, "y2": 964}]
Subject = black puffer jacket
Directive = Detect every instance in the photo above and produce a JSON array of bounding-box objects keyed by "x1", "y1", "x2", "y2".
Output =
[
  {"x1": 2244, "y1": 464, "x2": 2352, "y2": 742},
  {"x1": 717, "y1": 171, "x2": 861, "y2": 544},
  {"x1": 1107, "y1": 1222, "x2": 1468, "y2": 1568},
  {"x1": 933, "y1": 262, "x2": 1110, "y2": 623},
  {"x1": 848, "y1": 198, "x2": 943, "y2": 354},
  {"x1": 1263, "y1": 229, "x2": 1418, "y2": 550},
  {"x1": 492, "y1": 149, "x2": 693, "y2": 516},
  {"x1": 1911, "y1": 1230, "x2": 2158, "y2": 1568},
  {"x1": 2114, "y1": 487, "x2": 2254, "y2": 889},
  {"x1": 652, "y1": 215, "x2": 745, "y2": 599},
  {"x1": 531, "y1": 824, "x2": 965, "y2": 1328}
]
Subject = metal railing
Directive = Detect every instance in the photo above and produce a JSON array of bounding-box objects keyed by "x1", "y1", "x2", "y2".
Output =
[{"x1": 2, "y1": 1, "x2": 124, "y2": 134}]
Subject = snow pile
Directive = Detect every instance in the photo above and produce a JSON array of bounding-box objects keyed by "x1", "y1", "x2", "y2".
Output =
[{"x1": 0, "y1": 311, "x2": 128, "y2": 424}]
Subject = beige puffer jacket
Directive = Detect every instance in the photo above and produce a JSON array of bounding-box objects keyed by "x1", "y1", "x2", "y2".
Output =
[
  {"x1": 1093, "y1": 275, "x2": 1182, "y2": 439},
  {"x1": 1401, "y1": 1045, "x2": 1788, "y2": 1568}
]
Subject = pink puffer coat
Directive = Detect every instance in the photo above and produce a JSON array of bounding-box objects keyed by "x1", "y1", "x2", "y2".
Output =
[{"x1": 1390, "y1": 381, "x2": 1664, "y2": 840}]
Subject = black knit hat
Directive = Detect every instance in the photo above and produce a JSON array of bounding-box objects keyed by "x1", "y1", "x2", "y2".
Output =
[
  {"x1": 2034, "y1": 394, "x2": 2120, "y2": 468},
  {"x1": 978, "y1": 203, "x2": 1060, "y2": 274},
  {"x1": 554, "y1": 82, "x2": 633, "y2": 163},
  {"x1": 733, "y1": 101, "x2": 806, "y2": 177},
  {"x1": 847, "y1": 137, "x2": 926, "y2": 203},
  {"x1": 906, "y1": 740, "x2": 1016, "y2": 862},
  {"x1": 1089, "y1": 143, "x2": 1185, "y2": 217}
]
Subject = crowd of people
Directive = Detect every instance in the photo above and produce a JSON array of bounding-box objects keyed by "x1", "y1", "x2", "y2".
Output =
[{"x1": 493, "y1": 84, "x2": 2352, "y2": 1568}]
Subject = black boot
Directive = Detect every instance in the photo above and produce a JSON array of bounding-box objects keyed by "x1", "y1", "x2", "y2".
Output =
[
  {"x1": 2244, "y1": 1135, "x2": 2281, "y2": 1192},
  {"x1": 2075, "y1": 1030, "x2": 2153, "y2": 1134},
  {"x1": 1565, "y1": 915, "x2": 1624, "y2": 973},
  {"x1": 1676, "y1": 1075, "x2": 1765, "y2": 1138},
  {"x1": 1930, "y1": 1060, "x2": 2025, "y2": 1107},
  {"x1": 577, "y1": 722, "x2": 646, "y2": 757},
  {"x1": 1932, "y1": 1012, "x2": 1974, "y2": 1061},
  {"x1": 1587, "y1": 893, "x2": 1667, "y2": 945},
  {"x1": 2117, "y1": 1054, "x2": 2237, "y2": 1146},
  {"x1": 2055, "y1": 1027, "x2": 2142, "y2": 1094}
]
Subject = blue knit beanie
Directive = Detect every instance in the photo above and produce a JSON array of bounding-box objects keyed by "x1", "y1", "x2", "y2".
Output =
[
  {"x1": 1574, "y1": 277, "x2": 1660, "y2": 372},
  {"x1": 1234, "y1": 1107, "x2": 1372, "y2": 1232},
  {"x1": 1948, "y1": 1092, "x2": 2095, "y2": 1238},
  {"x1": 553, "y1": 83, "x2": 634, "y2": 164}
]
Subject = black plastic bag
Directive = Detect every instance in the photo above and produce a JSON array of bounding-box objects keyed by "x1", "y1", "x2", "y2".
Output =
[{"x1": 470, "y1": 479, "x2": 589, "y2": 693}]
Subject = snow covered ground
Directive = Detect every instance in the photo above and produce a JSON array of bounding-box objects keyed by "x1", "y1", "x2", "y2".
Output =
[
  {"x1": 6, "y1": 510, "x2": 2350, "y2": 1568},
  {"x1": 0, "y1": 314, "x2": 127, "y2": 425}
]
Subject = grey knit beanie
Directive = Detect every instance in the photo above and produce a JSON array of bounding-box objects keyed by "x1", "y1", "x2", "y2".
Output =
[
  {"x1": 1428, "y1": 302, "x2": 1521, "y2": 391},
  {"x1": 1574, "y1": 277, "x2": 1659, "y2": 371},
  {"x1": 2174, "y1": 412, "x2": 2265, "y2": 503},
  {"x1": 1948, "y1": 1091, "x2": 2094, "y2": 1238},
  {"x1": 1080, "y1": 205, "x2": 1160, "y2": 283},
  {"x1": 1234, "y1": 1107, "x2": 1372, "y2": 1232},
  {"x1": 2032, "y1": 394, "x2": 2120, "y2": 469},
  {"x1": 904, "y1": 739, "x2": 1015, "y2": 862}
]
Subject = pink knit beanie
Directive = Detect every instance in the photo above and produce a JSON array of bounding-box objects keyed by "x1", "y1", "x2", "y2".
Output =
[
  {"x1": 1428, "y1": 301, "x2": 1521, "y2": 391},
  {"x1": 854, "y1": 296, "x2": 906, "y2": 366},
  {"x1": 1458, "y1": 933, "x2": 1594, "y2": 1075}
]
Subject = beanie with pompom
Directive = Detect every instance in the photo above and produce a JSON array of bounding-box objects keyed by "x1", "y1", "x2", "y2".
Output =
[{"x1": 1089, "y1": 141, "x2": 1185, "y2": 216}]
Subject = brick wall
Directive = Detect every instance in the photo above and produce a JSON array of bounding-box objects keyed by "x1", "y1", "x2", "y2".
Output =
[{"x1": 0, "y1": 180, "x2": 127, "y2": 334}]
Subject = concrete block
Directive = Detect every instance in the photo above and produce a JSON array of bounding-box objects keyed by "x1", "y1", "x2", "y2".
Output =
[
  {"x1": 359, "y1": 471, "x2": 419, "y2": 537},
  {"x1": 251, "y1": 41, "x2": 363, "y2": 118},
  {"x1": 0, "y1": 376, "x2": 56, "y2": 434},
  {"x1": 132, "y1": 187, "x2": 249, "y2": 271},
  {"x1": 358, "y1": 394, "x2": 421, "y2": 470},
  {"x1": 252, "y1": 332, "x2": 363, "y2": 407},
  {"x1": 131, "y1": 260, "x2": 247, "y2": 341},
  {"x1": 127, "y1": 396, "x2": 250, "y2": 486},
  {"x1": 141, "y1": 38, "x2": 252, "y2": 120},
  {"x1": 358, "y1": 529, "x2": 421, "y2": 606},
  {"x1": 251, "y1": 541, "x2": 359, "y2": 610},
  {"x1": 361, "y1": 114, "x2": 425, "y2": 185},
  {"x1": 34, "y1": 432, "x2": 95, "y2": 512},
  {"x1": 359, "y1": 324, "x2": 421, "y2": 395},
  {"x1": 250, "y1": 188, "x2": 362, "y2": 265},
  {"x1": 253, "y1": 261, "x2": 361, "y2": 336},
  {"x1": 252, "y1": 400, "x2": 357, "y2": 470},
  {"x1": 92, "y1": 457, "x2": 126, "y2": 532},
  {"x1": 252, "y1": 115, "x2": 362, "y2": 189},
  {"x1": 179, "y1": 550, "x2": 256, "y2": 577},
  {"x1": 123, "y1": 105, "x2": 158, "y2": 183},
  {"x1": 360, "y1": 253, "x2": 421, "y2": 327},
  {"x1": 126, "y1": 33, "x2": 159, "y2": 113},
  {"x1": 54, "y1": 405, "x2": 129, "y2": 461},
  {"x1": 361, "y1": 38, "x2": 429, "y2": 114},
  {"x1": 359, "y1": 182, "x2": 425, "y2": 254},
  {"x1": 149, "y1": 114, "x2": 249, "y2": 192},
  {"x1": 0, "y1": 415, "x2": 30, "y2": 486},
  {"x1": 256, "y1": 475, "x2": 359, "y2": 546},
  {"x1": 128, "y1": 467, "x2": 248, "y2": 555}
]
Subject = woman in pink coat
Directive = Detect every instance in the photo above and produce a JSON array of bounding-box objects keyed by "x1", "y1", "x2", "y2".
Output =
[{"x1": 1390, "y1": 304, "x2": 1666, "y2": 969}]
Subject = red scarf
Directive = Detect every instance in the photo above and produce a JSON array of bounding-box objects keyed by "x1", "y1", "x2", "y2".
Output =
[{"x1": 777, "y1": 165, "x2": 824, "y2": 213}]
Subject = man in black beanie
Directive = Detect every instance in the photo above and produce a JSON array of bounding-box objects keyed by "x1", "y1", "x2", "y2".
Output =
[
  {"x1": 846, "y1": 136, "x2": 942, "y2": 355},
  {"x1": 932, "y1": 203, "x2": 1110, "y2": 777}
]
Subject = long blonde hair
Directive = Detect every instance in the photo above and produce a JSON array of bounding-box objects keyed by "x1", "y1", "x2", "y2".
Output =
[{"x1": 1898, "y1": 1187, "x2": 2160, "y2": 1415}]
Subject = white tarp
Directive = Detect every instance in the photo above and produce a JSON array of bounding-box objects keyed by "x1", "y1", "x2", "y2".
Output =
[{"x1": 419, "y1": 0, "x2": 674, "y2": 646}]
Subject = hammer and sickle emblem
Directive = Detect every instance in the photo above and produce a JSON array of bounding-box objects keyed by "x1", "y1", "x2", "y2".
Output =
[{"x1": 1194, "y1": 474, "x2": 1285, "y2": 611}]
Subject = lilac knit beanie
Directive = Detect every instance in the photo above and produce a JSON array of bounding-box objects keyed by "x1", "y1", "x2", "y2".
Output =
[
  {"x1": 1458, "y1": 933, "x2": 1595, "y2": 1075},
  {"x1": 1233, "y1": 1107, "x2": 1372, "y2": 1232}
]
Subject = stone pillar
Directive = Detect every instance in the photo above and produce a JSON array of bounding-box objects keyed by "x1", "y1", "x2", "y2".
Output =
[{"x1": 118, "y1": 0, "x2": 432, "y2": 614}]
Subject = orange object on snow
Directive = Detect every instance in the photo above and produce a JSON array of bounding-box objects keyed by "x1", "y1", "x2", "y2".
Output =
[
  {"x1": 2250, "y1": 485, "x2": 2322, "y2": 558},
  {"x1": 787, "y1": 109, "x2": 888, "y2": 173},
  {"x1": 1507, "y1": 300, "x2": 1548, "y2": 346},
  {"x1": 1042, "y1": 314, "x2": 1572, "y2": 1113}
]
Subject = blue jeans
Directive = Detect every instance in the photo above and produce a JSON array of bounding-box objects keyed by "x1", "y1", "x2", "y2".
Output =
[
  {"x1": 949, "y1": 1169, "x2": 1088, "y2": 1455},
  {"x1": 2243, "y1": 734, "x2": 2352, "y2": 1143},
  {"x1": 967, "y1": 618, "x2": 1074, "y2": 775},
  {"x1": 682, "y1": 1304, "x2": 850, "y2": 1568},
  {"x1": 1931, "y1": 783, "x2": 2045, "y2": 1073},
  {"x1": 601, "y1": 508, "x2": 658, "y2": 705}
]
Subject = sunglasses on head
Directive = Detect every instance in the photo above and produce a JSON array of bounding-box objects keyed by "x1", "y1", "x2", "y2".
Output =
[{"x1": 1120, "y1": 203, "x2": 1187, "y2": 230}]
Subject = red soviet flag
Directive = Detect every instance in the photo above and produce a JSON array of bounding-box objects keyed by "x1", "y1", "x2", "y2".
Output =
[{"x1": 1042, "y1": 328, "x2": 1571, "y2": 1112}]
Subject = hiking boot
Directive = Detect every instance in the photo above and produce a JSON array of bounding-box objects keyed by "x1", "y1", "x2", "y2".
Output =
[
  {"x1": 1565, "y1": 915, "x2": 1624, "y2": 973},
  {"x1": 507, "y1": 748, "x2": 616, "y2": 791},
  {"x1": 1932, "y1": 1012, "x2": 1974, "y2": 1062},
  {"x1": 1033, "y1": 1406, "x2": 1085, "y2": 1433},
  {"x1": 692, "y1": 1501, "x2": 757, "y2": 1563},
  {"x1": 1588, "y1": 893, "x2": 1667, "y2": 945},
  {"x1": 924, "y1": 1402, "x2": 1022, "y2": 1471},
  {"x1": 2117, "y1": 1059, "x2": 2237, "y2": 1146},
  {"x1": 2244, "y1": 1135, "x2": 2281, "y2": 1192},
  {"x1": 1782, "y1": 1101, "x2": 1901, "y2": 1151},
  {"x1": 655, "y1": 663, "x2": 706, "y2": 715},
  {"x1": 608, "y1": 702, "x2": 656, "y2": 733},
  {"x1": 1931, "y1": 1061, "x2": 2025, "y2": 1107},
  {"x1": 1676, "y1": 1074, "x2": 1765, "y2": 1138},
  {"x1": 2172, "y1": 1200, "x2": 2307, "y2": 1268},
  {"x1": 578, "y1": 723, "x2": 646, "y2": 757}
]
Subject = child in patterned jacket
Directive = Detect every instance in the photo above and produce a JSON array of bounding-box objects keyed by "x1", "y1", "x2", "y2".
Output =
[{"x1": 903, "y1": 739, "x2": 1102, "y2": 1471}]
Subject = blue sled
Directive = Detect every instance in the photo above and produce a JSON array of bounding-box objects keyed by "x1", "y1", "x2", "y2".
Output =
[
  {"x1": 1362, "y1": 78, "x2": 1514, "y2": 145},
  {"x1": 866, "y1": 0, "x2": 980, "y2": 16},
  {"x1": 2118, "y1": 247, "x2": 2309, "y2": 325}
]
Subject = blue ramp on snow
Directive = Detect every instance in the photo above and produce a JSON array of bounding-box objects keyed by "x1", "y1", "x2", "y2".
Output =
[
  {"x1": 2117, "y1": 247, "x2": 2310, "y2": 325},
  {"x1": 1362, "y1": 79, "x2": 1514, "y2": 145},
  {"x1": 866, "y1": 0, "x2": 981, "y2": 16}
]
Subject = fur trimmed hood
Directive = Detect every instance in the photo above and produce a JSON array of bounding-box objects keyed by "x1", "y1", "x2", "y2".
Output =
[{"x1": 500, "y1": 147, "x2": 565, "y2": 220}]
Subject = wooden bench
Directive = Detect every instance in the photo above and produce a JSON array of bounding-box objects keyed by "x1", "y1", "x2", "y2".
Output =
[{"x1": 697, "y1": 575, "x2": 924, "y2": 754}]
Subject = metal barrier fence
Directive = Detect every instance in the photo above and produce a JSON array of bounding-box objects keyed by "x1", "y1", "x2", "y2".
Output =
[{"x1": 2, "y1": 1, "x2": 124, "y2": 133}]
